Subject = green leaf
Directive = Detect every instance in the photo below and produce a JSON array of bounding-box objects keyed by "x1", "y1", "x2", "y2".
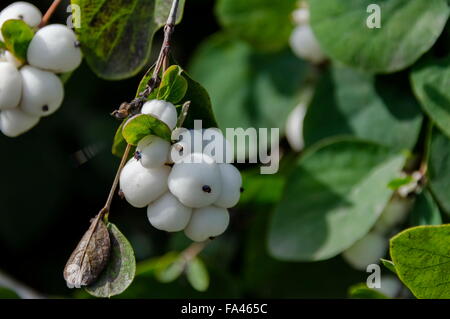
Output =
[
  {"x1": 189, "y1": 33, "x2": 308, "y2": 142},
  {"x1": 186, "y1": 257, "x2": 210, "y2": 292},
  {"x1": 348, "y1": 283, "x2": 388, "y2": 299},
  {"x1": 154, "y1": 252, "x2": 184, "y2": 283},
  {"x1": 157, "y1": 65, "x2": 188, "y2": 104},
  {"x1": 380, "y1": 258, "x2": 397, "y2": 275},
  {"x1": 112, "y1": 121, "x2": 128, "y2": 157},
  {"x1": 304, "y1": 66, "x2": 423, "y2": 151},
  {"x1": 388, "y1": 176, "x2": 414, "y2": 191},
  {"x1": 1, "y1": 20, "x2": 34, "y2": 62},
  {"x1": 309, "y1": 0, "x2": 450, "y2": 73},
  {"x1": 122, "y1": 114, "x2": 172, "y2": 146},
  {"x1": 0, "y1": 287, "x2": 20, "y2": 299},
  {"x1": 0, "y1": 41, "x2": 6, "y2": 50},
  {"x1": 411, "y1": 56, "x2": 450, "y2": 139},
  {"x1": 240, "y1": 169, "x2": 286, "y2": 206},
  {"x1": 182, "y1": 71, "x2": 218, "y2": 129},
  {"x1": 429, "y1": 128, "x2": 450, "y2": 216},
  {"x1": 71, "y1": 0, "x2": 185, "y2": 80},
  {"x1": 410, "y1": 190, "x2": 442, "y2": 226},
  {"x1": 390, "y1": 225, "x2": 450, "y2": 299},
  {"x1": 85, "y1": 223, "x2": 136, "y2": 298},
  {"x1": 215, "y1": 0, "x2": 297, "y2": 51},
  {"x1": 268, "y1": 138, "x2": 406, "y2": 261}
]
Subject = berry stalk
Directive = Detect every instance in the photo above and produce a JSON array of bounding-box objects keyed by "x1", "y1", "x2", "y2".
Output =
[{"x1": 38, "y1": 0, "x2": 62, "y2": 28}]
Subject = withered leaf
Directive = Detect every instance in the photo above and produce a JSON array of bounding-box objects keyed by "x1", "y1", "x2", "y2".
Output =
[
  {"x1": 85, "y1": 223, "x2": 136, "y2": 298},
  {"x1": 63, "y1": 213, "x2": 111, "y2": 289}
]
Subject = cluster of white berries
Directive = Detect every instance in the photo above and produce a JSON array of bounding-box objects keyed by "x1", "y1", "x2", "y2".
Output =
[
  {"x1": 343, "y1": 196, "x2": 413, "y2": 271},
  {"x1": 119, "y1": 100, "x2": 242, "y2": 242},
  {"x1": 289, "y1": 4, "x2": 326, "y2": 64},
  {"x1": 0, "y1": 2, "x2": 82, "y2": 137}
]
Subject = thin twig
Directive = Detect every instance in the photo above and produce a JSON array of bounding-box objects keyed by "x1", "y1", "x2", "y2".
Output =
[
  {"x1": 105, "y1": 0, "x2": 181, "y2": 216},
  {"x1": 38, "y1": 0, "x2": 63, "y2": 28},
  {"x1": 181, "y1": 241, "x2": 209, "y2": 263}
]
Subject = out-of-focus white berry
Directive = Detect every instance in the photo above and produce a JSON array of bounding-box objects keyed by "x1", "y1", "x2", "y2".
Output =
[
  {"x1": 3, "y1": 51, "x2": 23, "y2": 68},
  {"x1": 147, "y1": 192, "x2": 192, "y2": 232},
  {"x1": 378, "y1": 276, "x2": 403, "y2": 298},
  {"x1": 290, "y1": 24, "x2": 326, "y2": 64},
  {"x1": 136, "y1": 135, "x2": 171, "y2": 169},
  {"x1": 184, "y1": 206, "x2": 230, "y2": 242},
  {"x1": 215, "y1": 164, "x2": 242, "y2": 208},
  {"x1": 27, "y1": 24, "x2": 82, "y2": 73},
  {"x1": 342, "y1": 232, "x2": 388, "y2": 271},
  {"x1": 0, "y1": 108, "x2": 39, "y2": 137},
  {"x1": 285, "y1": 103, "x2": 307, "y2": 152},
  {"x1": 0, "y1": 2, "x2": 42, "y2": 41},
  {"x1": 119, "y1": 158, "x2": 170, "y2": 208},
  {"x1": 374, "y1": 196, "x2": 413, "y2": 235},
  {"x1": 141, "y1": 100, "x2": 178, "y2": 130},
  {"x1": 293, "y1": 8, "x2": 310, "y2": 25},
  {"x1": 0, "y1": 61, "x2": 22, "y2": 110},
  {"x1": 20, "y1": 65, "x2": 64, "y2": 116},
  {"x1": 168, "y1": 153, "x2": 222, "y2": 208}
]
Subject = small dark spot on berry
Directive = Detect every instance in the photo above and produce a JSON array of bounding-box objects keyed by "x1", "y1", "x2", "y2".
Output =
[
  {"x1": 18, "y1": 14, "x2": 24, "y2": 20},
  {"x1": 74, "y1": 41, "x2": 81, "y2": 48},
  {"x1": 240, "y1": 187, "x2": 245, "y2": 193},
  {"x1": 202, "y1": 185, "x2": 212, "y2": 193},
  {"x1": 42, "y1": 105, "x2": 49, "y2": 112},
  {"x1": 209, "y1": 237, "x2": 216, "y2": 240},
  {"x1": 134, "y1": 151, "x2": 142, "y2": 161}
]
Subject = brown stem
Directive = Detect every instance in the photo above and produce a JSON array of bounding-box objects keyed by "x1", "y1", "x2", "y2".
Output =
[
  {"x1": 181, "y1": 241, "x2": 209, "y2": 263},
  {"x1": 38, "y1": 0, "x2": 63, "y2": 28},
  {"x1": 104, "y1": 0, "x2": 181, "y2": 217}
]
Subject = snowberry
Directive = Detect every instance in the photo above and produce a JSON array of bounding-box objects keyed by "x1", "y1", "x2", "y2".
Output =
[
  {"x1": 27, "y1": 24, "x2": 82, "y2": 73},
  {"x1": 373, "y1": 196, "x2": 413, "y2": 235},
  {"x1": 141, "y1": 100, "x2": 178, "y2": 130},
  {"x1": 0, "y1": 2, "x2": 42, "y2": 41},
  {"x1": 184, "y1": 206, "x2": 230, "y2": 242},
  {"x1": 136, "y1": 135, "x2": 171, "y2": 169},
  {"x1": 171, "y1": 128, "x2": 233, "y2": 164},
  {"x1": 215, "y1": 164, "x2": 242, "y2": 208},
  {"x1": 0, "y1": 62, "x2": 22, "y2": 110},
  {"x1": 342, "y1": 232, "x2": 388, "y2": 271},
  {"x1": 0, "y1": 108, "x2": 39, "y2": 137},
  {"x1": 290, "y1": 24, "x2": 326, "y2": 64},
  {"x1": 19, "y1": 65, "x2": 64, "y2": 117},
  {"x1": 119, "y1": 158, "x2": 170, "y2": 208},
  {"x1": 293, "y1": 8, "x2": 310, "y2": 25},
  {"x1": 168, "y1": 153, "x2": 222, "y2": 208},
  {"x1": 0, "y1": 51, "x2": 23, "y2": 68},
  {"x1": 147, "y1": 192, "x2": 192, "y2": 232},
  {"x1": 379, "y1": 276, "x2": 403, "y2": 298},
  {"x1": 285, "y1": 103, "x2": 307, "y2": 152}
]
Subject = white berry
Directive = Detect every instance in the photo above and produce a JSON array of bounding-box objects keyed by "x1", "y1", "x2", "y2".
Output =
[
  {"x1": 379, "y1": 276, "x2": 403, "y2": 298},
  {"x1": 171, "y1": 128, "x2": 233, "y2": 164},
  {"x1": 27, "y1": 24, "x2": 82, "y2": 73},
  {"x1": 0, "y1": 2, "x2": 42, "y2": 41},
  {"x1": 19, "y1": 65, "x2": 64, "y2": 117},
  {"x1": 285, "y1": 103, "x2": 307, "y2": 152},
  {"x1": 0, "y1": 108, "x2": 39, "y2": 137},
  {"x1": 0, "y1": 62, "x2": 22, "y2": 110},
  {"x1": 293, "y1": 8, "x2": 310, "y2": 25},
  {"x1": 136, "y1": 135, "x2": 171, "y2": 169},
  {"x1": 168, "y1": 153, "x2": 222, "y2": 208},
  {"x1": 290, "y1": 24, "x2": 326, "y2": 64},
  {"x1": 141, "y1": 99, "x2": 177, "y2": 130},
  {"x1": 4, "y1": 51, "x2": 23, "y2": 68},
  {"x1": 374, "y1": 196, "x2": 413, "y2": 235},
  {"x1": 342, "y1": 232, "x2": 388, "y2": 271},
  {"x1": 184, "y1": 206, "x2": 230, "y2": 242},
  {"x1": 215, "y1": 164, "x2": 242, "y2": 208},
  {"x1": 119, "y1": 158, "x2": 170, "y2": 208},
  {"x1": 147, "y1": 192, "x2": 192, "y2": 232}
]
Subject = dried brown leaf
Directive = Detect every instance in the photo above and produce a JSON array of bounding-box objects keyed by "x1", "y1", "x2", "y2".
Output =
[{"x1": 63, "y1": 212, "x2": 111, "y2": 288}]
